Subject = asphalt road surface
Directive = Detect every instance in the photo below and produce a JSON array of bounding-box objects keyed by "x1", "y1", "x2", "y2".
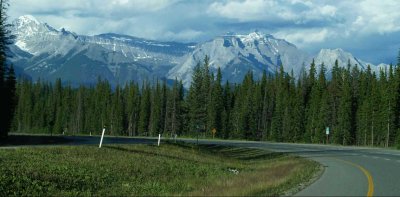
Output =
[{"x1": 2, "y1": 134, "x2": 400, "y2": 196}]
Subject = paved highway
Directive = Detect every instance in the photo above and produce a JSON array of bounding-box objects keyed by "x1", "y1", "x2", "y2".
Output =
[
  {"x1": 2, "y1": 135, "x2": 400, "y2": 196},
  {"x1": 195, "y1": 140, "x2": 400, "y2": 196}
]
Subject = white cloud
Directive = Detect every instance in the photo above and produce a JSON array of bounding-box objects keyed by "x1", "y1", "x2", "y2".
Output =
[
  {"x1": 275, "y1": 28, "x2": 332, "y2": 47},
  {"x1": 164, "y1": 29, "x2": 204, "y2": 41},
  {"x1": 8, "y1": 0, "x2": 183, "y2": 39},
  {"x1": 355, "y1": 0, "x2": 400, "y2": 34},
  {"x1": 9, "y1": 0, "x2": 179, "y2": 19},
  {"x1": 208, "y1": 0, "x2": 274, "y2": 21},
  {"x1": 207, "y1": 0, "x2": 338, "y2": 24},
  {"x1": 5, "y1": 0, "x2": 400, "y2": 63}
]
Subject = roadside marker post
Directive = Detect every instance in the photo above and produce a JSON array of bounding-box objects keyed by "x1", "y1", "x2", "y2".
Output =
[
  {"x1": 212, "y1": 128, "x2": 216, "y2": 139},
  {"x1": 99, "y1": 126, "x2": 106, "y2": 148},
  {"x1": 326, "y1": 127, "x2": 330, "y2": 144},
  {"x1": 158, "y1": 134, "x2": 161, "y2": 146},
  {"x1": 196, "y1": 125, "x2": 199, "y2": 146}
]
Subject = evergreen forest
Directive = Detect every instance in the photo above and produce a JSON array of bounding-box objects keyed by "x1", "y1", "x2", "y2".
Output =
[{"x1": 11, "y1": 55, "x2": 400, "y2": 148}]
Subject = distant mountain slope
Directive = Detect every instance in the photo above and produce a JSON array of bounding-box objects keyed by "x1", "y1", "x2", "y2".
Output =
[
  {"x1": 309, "y1": 48, "x2": 389, "y2": 77},
  {"x1": 10, "y1": 15, "x2": 194, "y2": 85},
  {"x1": 9, "y1": 15, "x2": 388, "y2": 87},
  {"x1": 168, "y1": 32, "x2": 309, "y2": 87}
]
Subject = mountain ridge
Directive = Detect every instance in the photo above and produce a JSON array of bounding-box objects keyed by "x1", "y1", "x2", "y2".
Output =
[{"x1": 9, "y1": 15, "x2": 389, "y2": 87}]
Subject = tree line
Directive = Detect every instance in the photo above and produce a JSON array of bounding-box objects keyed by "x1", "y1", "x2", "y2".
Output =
[
  {"x1": 0, "y1": 0, "x2": 16, "y2": 139},
  {"x1": 11, "y1": 54, "x2": 400, "y2": 148}
]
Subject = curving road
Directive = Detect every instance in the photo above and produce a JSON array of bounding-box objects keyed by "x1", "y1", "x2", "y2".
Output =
[
  {"x1": 2, "y1": 134, "x2": 400, "y2": 196},
  {"x1": 195, "y1": 140, "x2": 400, "y2": 196},
  {"x1": 196, "y1": 140, "x2": 400, "y2": 196}
]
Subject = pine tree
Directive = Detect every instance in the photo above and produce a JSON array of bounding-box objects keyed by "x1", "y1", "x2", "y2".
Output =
[
  {"x1": 164, "y1": 79, "x2": 176, "y2": 136},
  {"x1": 287, "y1": 72, "x2": 304, "y2": 142},
  {"x1": 328, "y1": 60, "x2": 341, "y2": 143},
  {"x1": 53, "y1": 79, "x2": 64, "y2": 134},
  {"x1": 335, "y1": 63, "x2": 352, "y2": 145},
  {"x1": 384, "y1": 64, "x2": 396, "y2": 147},
  {"x1": 125, "y1": 82, "x2": 140, "y2": 136},
  {"x1": 138, "y1": 82, "x2": 151, "y2": 136},
  {"x1": 221, "y1": 81, "x2": 233, "y2": 139},
  {"x1": 209, "y1": 67, "x2": 224, "y2": 137},
  {"x1": 271, "y1": 65, "x2": 286, "y2": 141},
  {"x1": 259, "y1": 71, "x2": 270, "y2": 140},
  {"x1": 13, "y1": 79, "x2": 33, "y2": 133},
  {"x1": 0, "y1": 61, "x2": 4, "y2": 137},
  {"x1": 109, "y1": 85, "x2": 124, "y2": 135},
  {"x1": 0, "y1": 0, "x2": 14, "y2": 138},
  {"x1": 3, "y1": 65, "x2": 16, "y2": 136},
  {"x1": 188, "y1": 57, "x2": 210, "y2": 134},
  {"x1": 397, "y1": 48, "x2": 400, "y2": 66},
  {"x1": 202, "y1": 56, "x2": 212, "y2": 132},
  {"x1": 356, "y1": 69, "x2": 370, "y2": 145},
  {"x1": 305, "y1": 60, "x2": 320, "y2": 142},
  {"x1": 71, "y1": 85, "x2": 85, "y2": 135},
  {"x1": 350, "y1": 65, "x2": 360, "y2": 144},
  {"x1": 393, "y1": 65, "x2": 400, "y2": 148},
  {"x1": 315, "y1": 63, "x2": 329, "y2": 143},
  {"x1": 149, "y1": 80, "x2": 162, "y2": 136}
]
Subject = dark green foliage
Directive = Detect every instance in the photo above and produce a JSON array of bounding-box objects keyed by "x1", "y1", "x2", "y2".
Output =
[
  {"x1": 335, "y1": 65, "x2": 352, "y2": 145},
  {"x1": 3, "y1": 65, "x2": 16, "y2": 136},
  {"x1": 397, "y1": 48, "x2": 400, "y2": 66},
  {"x1": 0, "y1": 0, "x2": 15, "y2": 139},
  {"x1": 9, "y1": 53, "x2": 400, "y2": 148},
  {"x1": 138, "y1": 82, "x2": 151, "y2": 135},
  {"x1": 188, "y1": 56, "x2": 212, "y2": 134},
  {"x1": 209, "y1": 68, "x2": 224, "y2": 137}
]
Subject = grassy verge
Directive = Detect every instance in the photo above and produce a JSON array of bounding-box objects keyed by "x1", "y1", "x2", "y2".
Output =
[{"x1": 0, "y1": 143, "x2": 319, "y2": 196}]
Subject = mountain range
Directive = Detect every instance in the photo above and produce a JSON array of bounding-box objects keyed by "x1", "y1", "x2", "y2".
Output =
[{"x1": 9, "y1": 15, "x2": 388, "y2": 87}]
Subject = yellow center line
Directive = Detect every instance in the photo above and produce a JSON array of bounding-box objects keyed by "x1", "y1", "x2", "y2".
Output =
[{"x1": 334, "y1": 158, "x2": 374, "y2": 197}]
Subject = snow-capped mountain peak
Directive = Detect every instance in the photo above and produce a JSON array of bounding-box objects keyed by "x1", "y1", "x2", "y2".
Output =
[
  {"x1": 312, "y1": 48, "x2": 389, "y2": 74},
  {"x1": 9, "y1": 16, "x2": 389, "y2": 87},
  {"x1": 313, "y1": 48, "x2": 366, "y2": 72},
  {"x1": 13, "y1": 15, "x2": 57, "y2": 36},
  {"x1": 17, "y1": 15, "x2": 40, "y2": 26},
  {"x1": 316, "y1": 48, "x2": 355, "y2": 64},
  {"x1": 238, "y1": 31, "x2": 266, "y2": 42},
  {"x1": 168, "y1": 31, "x2": 309, "y2": 87},
  {"x1": 232, "y1": 31, "x2": 278, "y2": 45},
  {"x1": 9, "y1": 15, "x2": 197, "y2": 86}
]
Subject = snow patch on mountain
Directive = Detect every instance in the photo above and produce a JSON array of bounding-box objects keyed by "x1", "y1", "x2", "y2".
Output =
[
  {"x1": 10, "y1": 15, "x2": 195, "y2": 86},
  {"x1": 314, "y1": 48, "x2": 364, "y2": 68},
  {"x1": 312, "y1": 48, "x2": 389, "y2": 74},
  {"x1": 15, "y1": 40, "x2": 28, "y2": 51},
  {"x1": 9, "y1": 15, "x2": 391, "y2": 87},
  {"x1": 168, "y1": 31, "x2": 309, "y2": 87},
  {"x1": 17, "y1": 15, "x2": 40, "y2": 27}
]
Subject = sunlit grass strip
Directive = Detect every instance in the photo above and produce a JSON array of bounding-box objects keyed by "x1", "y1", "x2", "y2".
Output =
[{"x1": 0, "y1": 143, "x2": 319, "y2": 196}]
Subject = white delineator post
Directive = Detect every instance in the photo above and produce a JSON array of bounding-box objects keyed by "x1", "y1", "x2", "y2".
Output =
[
  {"x1": 158, "y1": 134, "x2": 161, "y2": 146},
  {"x1": 326, "y1": 127, "x2": 330, "y2": 144},
  {"x1": 99, "y1": 127, "x2": 106, "y2": 148}
]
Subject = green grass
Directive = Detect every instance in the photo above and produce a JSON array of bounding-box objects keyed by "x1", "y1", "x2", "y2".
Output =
[{"x1": 0, "y1": 143, "x2": 320, "y2": 196}]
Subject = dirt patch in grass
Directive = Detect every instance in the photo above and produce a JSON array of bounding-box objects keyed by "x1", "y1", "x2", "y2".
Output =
[{"x1": 189, "y1": 154, "x2": 318, "y2": 196}]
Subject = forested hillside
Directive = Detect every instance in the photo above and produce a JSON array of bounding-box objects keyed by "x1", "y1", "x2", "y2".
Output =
[{"x1": 12, "y1": 55, "x2": 400, "y2": 147}]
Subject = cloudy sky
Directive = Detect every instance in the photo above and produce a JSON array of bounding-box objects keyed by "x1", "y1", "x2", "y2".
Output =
[{"x1": 8, "y1": 0, "x2": 400, "y2": 64}]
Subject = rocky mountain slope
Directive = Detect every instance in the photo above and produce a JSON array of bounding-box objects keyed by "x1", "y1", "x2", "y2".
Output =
[
  {"x1": 10, "y1": 15, "x2": 194, "y2": 85},
  {"x1": 9, "y1": 15, "x2": 388, "y2": 87}
]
